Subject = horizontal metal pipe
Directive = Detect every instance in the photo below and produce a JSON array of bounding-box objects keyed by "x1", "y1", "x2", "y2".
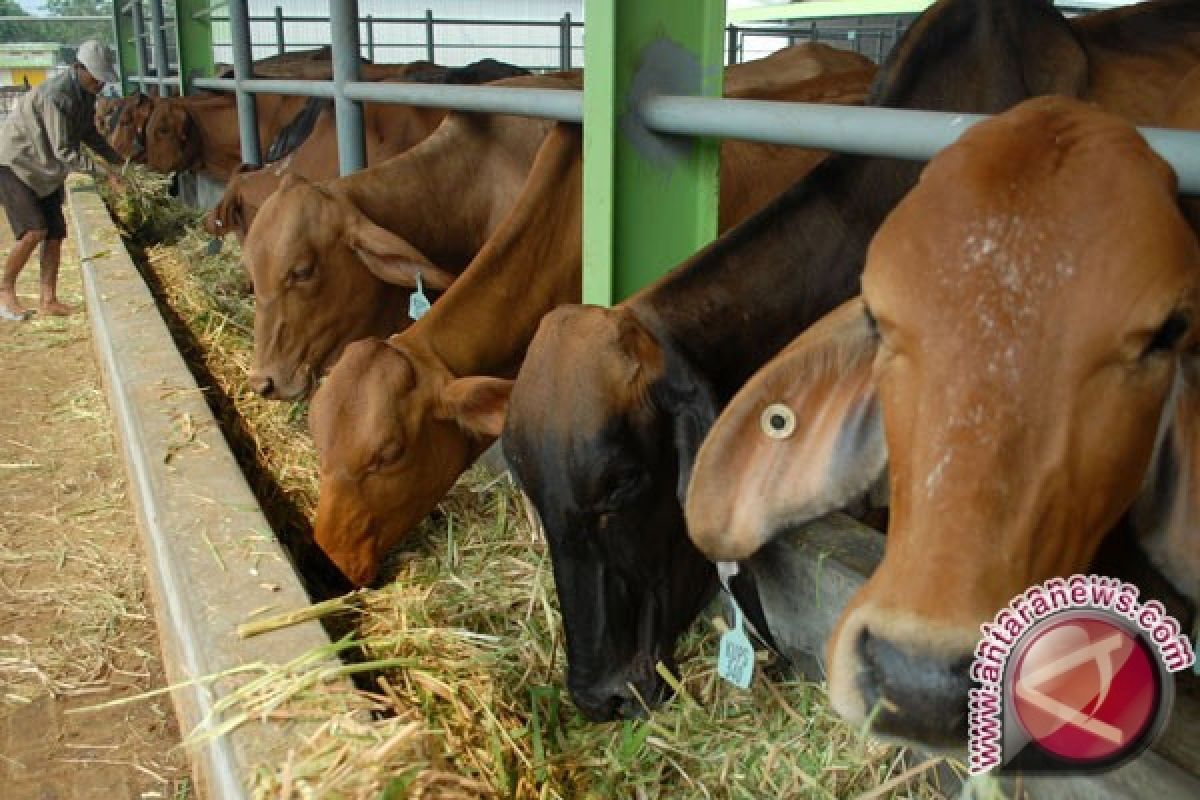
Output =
[
  {"x1": 126, "y1": 75, "x2": 178, "y2": 85},
  {"x1": 192, "y1": 77, "x2": 337, "y2": 98},
  {"x1": 343, "y1": 82, "x2": 583, "y2": 122},
  {"x1": 640, "y1": 94, "x2": 1200, "y2": 195},
  {"x1": 181, "y1": 77, "x2": 1200, "y2": 195},
  {"x1": 237, "y1": 15, "x2": 576, "y2": 27},
  {"x1": 641, "y1": 95, "x2": 985, "y2": 158}
]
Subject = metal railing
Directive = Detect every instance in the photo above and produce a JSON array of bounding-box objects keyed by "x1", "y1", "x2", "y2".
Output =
[
  {"x1": 187, "y1": 0, "x2": 1200, "y2": 197},
  {"x1": 206, "y1": 10, "x2": 584, "y2": 72}
]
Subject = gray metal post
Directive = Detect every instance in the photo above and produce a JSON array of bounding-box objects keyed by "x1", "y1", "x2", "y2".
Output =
[
  {"x1": 425, "y1": 9, "x2": 435, "y2": 63},
  {"x1": 331, "y1": 0, "x2": 366, "y2": 175},
  {"x1": 130, "y1": 0, "x2": 148, "y2": 93},
  {"x1": 229, "y1": 0, "x2": 261, "y2": 166},
  {"x1": 147, "y1": 0, "x2": 171, "y2": 93},
  {"x1": 275, "y1": 6, "x2": 285, "y2": 55},
  {"x1": 560, "y1": 13, "x2": 571, "y2": 71},
  {"x1": 726, "y1": 25, "x2": 738, "y2": 66},
  {"x1": 366, "y1": 15, "x2": 375, "y2": 63}
]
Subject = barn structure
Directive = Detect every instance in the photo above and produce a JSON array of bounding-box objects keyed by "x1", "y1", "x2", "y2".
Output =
[{"x1": 14, "y1": 0, "x2": 1191, "y2": 796}]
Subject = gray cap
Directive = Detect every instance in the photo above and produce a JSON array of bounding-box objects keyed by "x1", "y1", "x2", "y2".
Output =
[{"x1": 77, "y1": 39, "x2": 118, "y2": 85}]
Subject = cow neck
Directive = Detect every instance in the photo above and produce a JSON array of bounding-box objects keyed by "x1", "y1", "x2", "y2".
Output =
[
  {"x1": 180, "y1": 98, "x2": 243, "y2": 178},
  {"x1": 418, "y1": 126, "x2": 584, "y2": 379},
  {"x1": 337, "y1": 124, "x2": 490, "y2": 270},
  {"x1": 633, "y1": 154, "x2": 923, "y2": 405}
]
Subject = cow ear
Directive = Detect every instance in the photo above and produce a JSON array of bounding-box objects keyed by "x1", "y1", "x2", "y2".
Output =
[
  {"x1": 1131, "y1": 355, "x2": 1200, "y2": 600},
  {"x1": 685, "y1": 299, "x2": 887, "y2": 562},
  {"x1": 348, "y1": 214, "x2": 455, "y2": 291},
  {"x1": 435, "y1": 376, "x2": 513, "y2": 438}
]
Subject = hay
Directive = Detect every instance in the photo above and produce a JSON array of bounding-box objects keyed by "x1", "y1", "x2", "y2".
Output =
[{"x1": 103, "y1": 169, "x2": 962, "y2": 799}]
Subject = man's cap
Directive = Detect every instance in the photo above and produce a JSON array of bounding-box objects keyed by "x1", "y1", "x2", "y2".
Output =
[{"x1": 77, "y1": 40, "x2": 118, "y2": 85}]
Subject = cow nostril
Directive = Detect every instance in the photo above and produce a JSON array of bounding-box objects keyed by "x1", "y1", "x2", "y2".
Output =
[
  {"x1": 616, "y1": 695, "x2": 648, "y2": 719},
  {"x1": 251, "y1": 375, "x2": 275, "y2": 398},
  {"x1": 856, "y1": 627, "x2": 972, "y2": 746}
]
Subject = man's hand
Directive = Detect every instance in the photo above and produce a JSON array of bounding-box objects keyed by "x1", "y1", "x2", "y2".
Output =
[{"x1": 106, "y1": 171, "x2": 123, "y2": 194}]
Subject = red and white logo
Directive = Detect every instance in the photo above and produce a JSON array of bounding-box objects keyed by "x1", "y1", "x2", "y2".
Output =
[
  {"x1": 1011, "y1": 616, "x2": 1157, "y2": 763},
  {"x1": 969, "y1": 575, "x2": 1194, "y2": 775}
]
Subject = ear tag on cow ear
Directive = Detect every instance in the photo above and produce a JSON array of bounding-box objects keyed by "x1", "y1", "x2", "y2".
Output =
[
  {"x1": 409, "y1": 272, "x2": 432, "y2": 321},
  {"x1": 717, "y1": 604, "x2": 756, "y2": 690}
]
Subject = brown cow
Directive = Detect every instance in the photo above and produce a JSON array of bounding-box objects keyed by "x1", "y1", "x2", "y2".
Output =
[
  {"x1": 684, "y1": 96, "x2": 1200, "y2": 746},
  {"x1": 304, "y1": 60, "x2": 875, "y2": 589},
  {"x1": 242, "y1": 71, "x2": 581, "y2": 401},
  {"x1": 244, "y1": 44, "x2": 874, "y2": 403},
  {"x1": 202, "y1": 95, "x2": 450, "y2": 239},
  {"x1": 129, "y1": 59, "x2": 515, "y2": 180},
  {"x1": 500, "y1": 0, "x2": 1200, "y2": 725},
  {"x1": 139, "y1": 92, "x2": 316, "y2": 180}
]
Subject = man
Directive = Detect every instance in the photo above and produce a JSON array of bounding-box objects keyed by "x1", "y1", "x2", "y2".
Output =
[{"x1": 0, "y1": 40, "x2": 124, "y2": 321}]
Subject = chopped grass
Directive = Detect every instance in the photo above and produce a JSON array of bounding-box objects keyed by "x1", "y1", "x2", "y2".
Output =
[{"x1": 102, "y1": 168, "x2": 962, "y2": 799}]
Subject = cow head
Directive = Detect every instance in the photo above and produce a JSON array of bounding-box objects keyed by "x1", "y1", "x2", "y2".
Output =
[
  {"x1": 101, "y1": 93, "x2": 154, "y2": 162},
  {"x1": 308, "y1": 336, "x2": 508, "y2": 585},
  {"x1": 142, "y1": 100, "x2": 201, "y2": 173},
  {"x1": 243, "y1": 174, "x2": 454, "y2": 401},
  {"x1": 204, "y1": 165, "x2": 260, "y2": 239},
  {"x1": 685, "y1": 97, "x2": 1200, "y2": 746},
  {"x1": 502, "y1": 306, "x2": 718, "y2": 721}
]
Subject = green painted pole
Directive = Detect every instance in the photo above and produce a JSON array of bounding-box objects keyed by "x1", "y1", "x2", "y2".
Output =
[
  {"x1": 112, "y1": 5, "x2": 140, "y2": 95},
  {"x1": 583, "y1": 0, "x2": 726, "y2": 306},
  {"x1": 175, "y1": 0, "x2": 215, "y2": 95}
]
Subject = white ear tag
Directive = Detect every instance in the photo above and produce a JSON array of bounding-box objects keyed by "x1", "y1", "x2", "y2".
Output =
[
  {"x1": 409, "y1": 271, "x2": 431, "y2": 321},
  {"x1": 717, "y1": 602, "x2": 756, "y2": 690}
]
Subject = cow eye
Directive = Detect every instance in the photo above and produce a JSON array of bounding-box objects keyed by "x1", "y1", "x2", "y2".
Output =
[
  {"x1": 604, "y1": 468, "x2": 647, "y2": 508},
  {"x1": 290, "y1": 263, "x2": 315, "y2": 284},
  {"x1": 372, "y1": 441, "x2": 404, "y2": 471},
  {"x1": 1142, "y1": 311, "x2": 1191, "y2": 358}
]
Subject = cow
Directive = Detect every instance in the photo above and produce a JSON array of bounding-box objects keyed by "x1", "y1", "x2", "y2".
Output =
[
  {"x1": 684, "y1": 95, "x2": 1200, "y2": 748},
  {"x1": 137, "y1": 92, "x2": 317, "y2": 180},
  {"x1": 202, "y1": 95, "x2": 450, "y2": 240},
  {"x1": 242, "y1": 71, "x2": 581, "y2": 402},
  {"x1": 125, "y1": 59, "x2": 528, "y2": 181},
  {"x1": 498, "y1": 0, "x2": 1200, "y2": 724},
  {"x1": 303, "y1": 57, "x2": 875, "y2": 590},
  {"x1": 243, "y1": 42, "x2": 869, "y2": 403}
]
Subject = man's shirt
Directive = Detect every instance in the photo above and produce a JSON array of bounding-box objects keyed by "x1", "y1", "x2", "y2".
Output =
[{"x1": 0, "y1": 68, "x2": 121, "y2": 198}]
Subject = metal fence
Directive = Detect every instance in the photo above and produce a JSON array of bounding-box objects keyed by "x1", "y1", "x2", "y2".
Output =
[
  {"x1": 182, "y1": 0, "x2": 1200, "y2": 197},
  {"x1": 118, "y1": 4, "x2": 916, "y2": 96}
]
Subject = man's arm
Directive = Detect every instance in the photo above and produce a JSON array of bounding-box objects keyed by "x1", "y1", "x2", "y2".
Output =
[
  {"x1": 45, "y1": 98, "x2": 96, "y2": 174},
  {"x1": 82, "y1": 123, "x2": 123, "y2": 167}
]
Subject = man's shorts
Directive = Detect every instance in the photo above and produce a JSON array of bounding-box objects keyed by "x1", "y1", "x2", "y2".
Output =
[{"x1": 0, "y1": 166, "x2": 66, "y2": 242}]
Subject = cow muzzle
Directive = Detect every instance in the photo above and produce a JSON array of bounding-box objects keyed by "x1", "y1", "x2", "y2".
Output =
[
  {"x1": 830, "y1": 605, "x2": 977, "y2": 748},
  {"x1": 249, "y1": 364, "x2": 312, "y2": 401},
  {"x1": 570, "y1": 654, "x2": 672, "y2": 722},
  {"x1": 248, "y1": 371, "x2": 277, "y2": 398}
]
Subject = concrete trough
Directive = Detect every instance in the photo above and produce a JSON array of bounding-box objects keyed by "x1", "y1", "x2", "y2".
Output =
[
  {"x1": 748, "y1": 514, "x2": 1200, "y2": 799},
  {"x1": 66, "y1": 178, "x2": 348, "y2": 800}
]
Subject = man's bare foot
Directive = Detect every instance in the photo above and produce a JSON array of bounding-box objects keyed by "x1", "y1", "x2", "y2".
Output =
[
  {"x1": 0, "y1": 289, "x2": 29, "y2": 321},
  {"x1": 39, "y1": 300, "x2": 74, "y2": 316}
]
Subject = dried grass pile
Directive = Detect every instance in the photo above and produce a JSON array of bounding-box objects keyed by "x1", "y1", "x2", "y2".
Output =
[{"x1": 101, "y1": 168, "x2": 969, "y2": 799}]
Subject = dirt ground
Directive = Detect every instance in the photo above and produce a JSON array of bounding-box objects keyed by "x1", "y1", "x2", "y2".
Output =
[{"x1": 0, "y1": 224, "x2": 190, "y2": 799}]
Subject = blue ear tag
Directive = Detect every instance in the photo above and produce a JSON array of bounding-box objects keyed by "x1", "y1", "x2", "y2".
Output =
[
  {"x1": 408, "y1": 271, "x2": 431, "y2": 321},
  {"x1": 717, "y1": 603, "x2": 756, "y2": 689}
]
